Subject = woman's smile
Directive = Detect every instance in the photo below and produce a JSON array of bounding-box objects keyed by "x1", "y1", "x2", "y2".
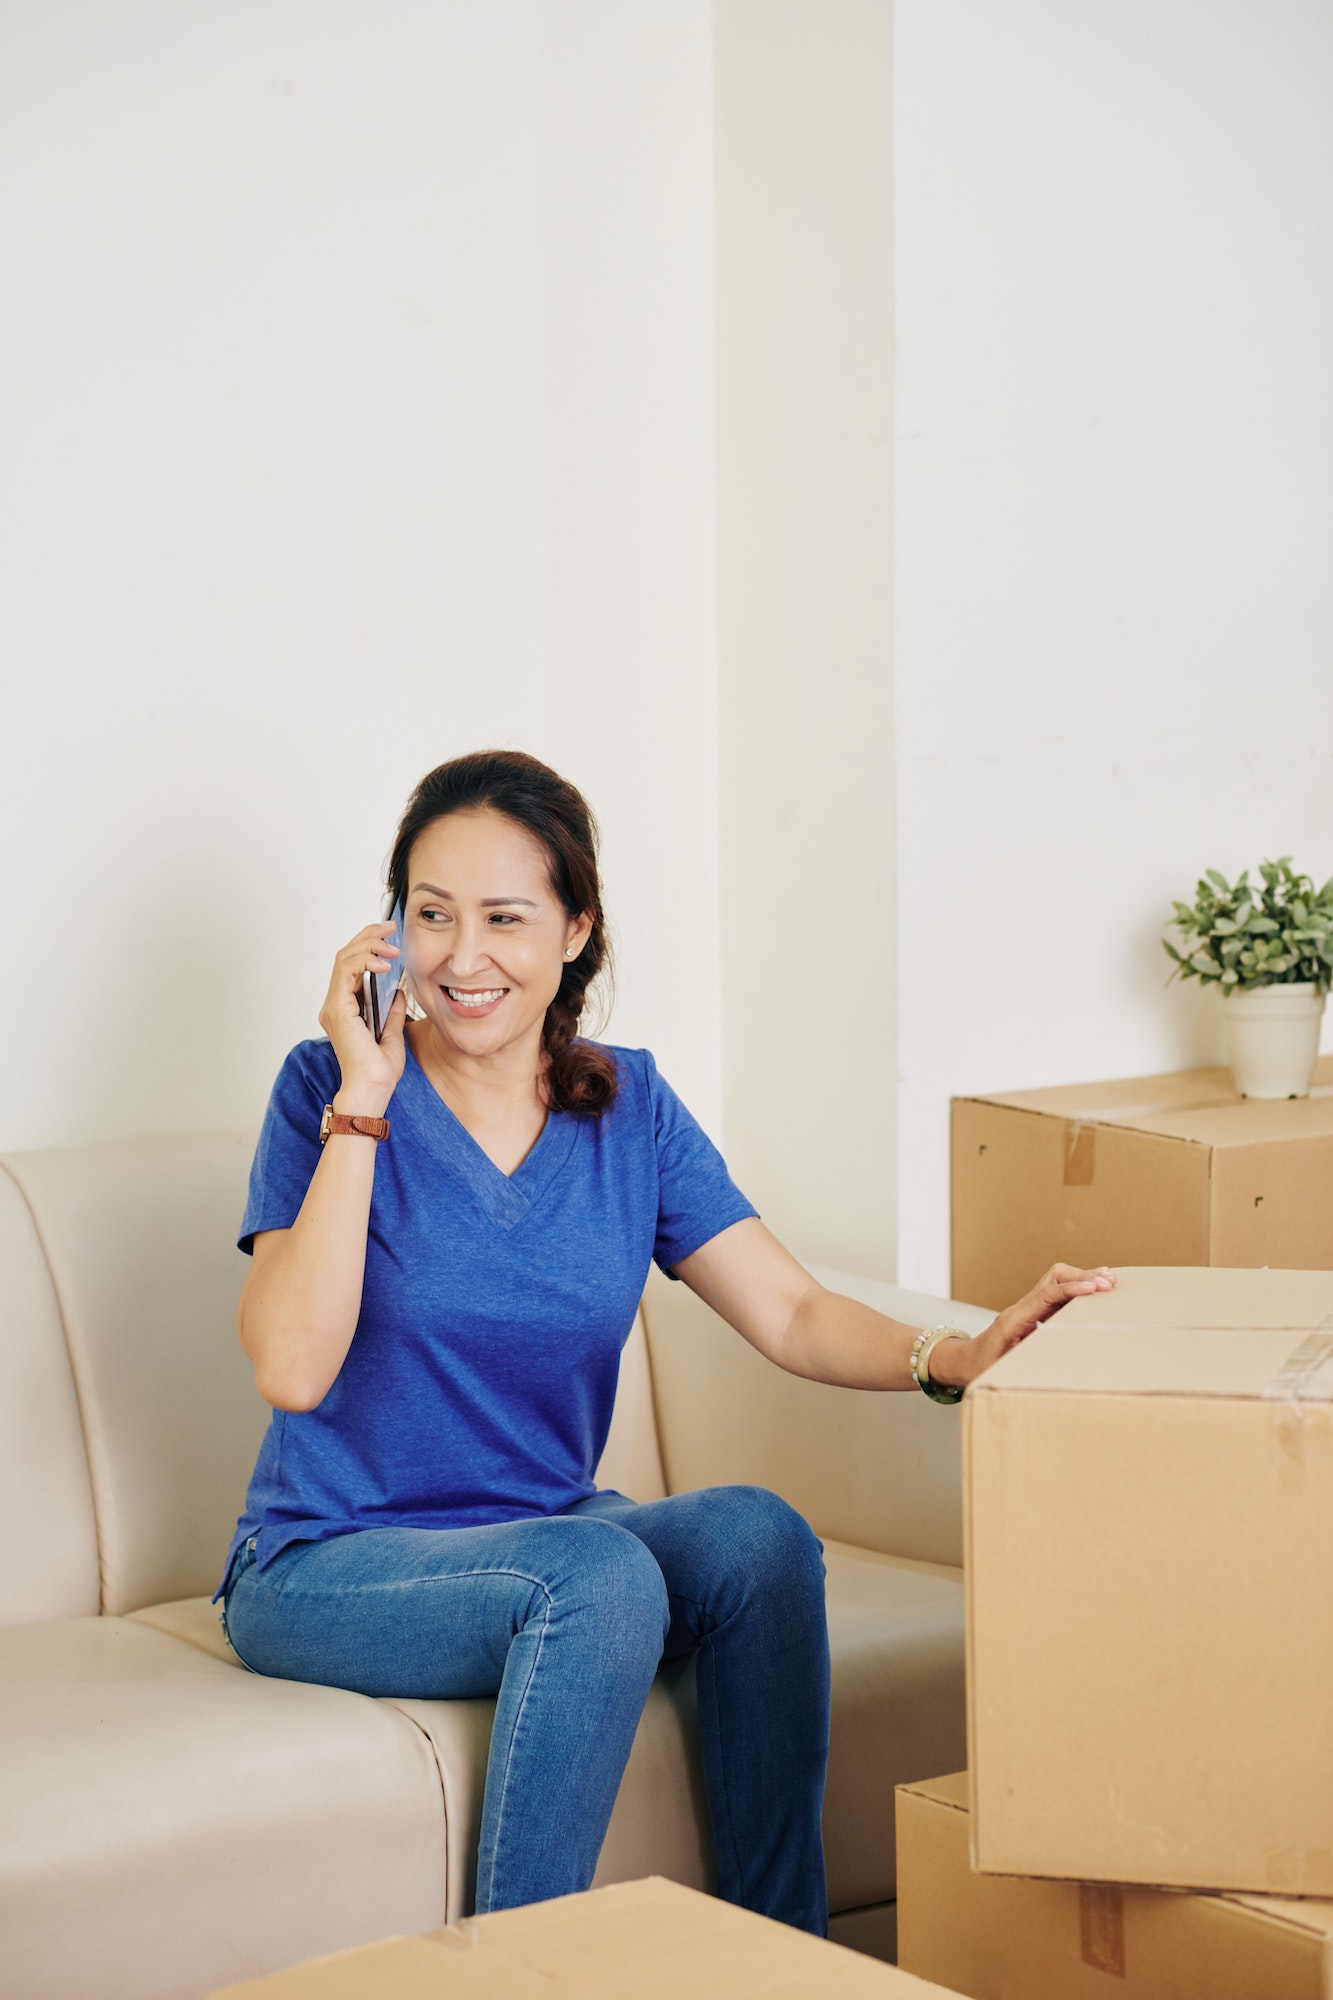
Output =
[{"x1": 441, "y1": 985, "x2": 510, "y2": 1019}]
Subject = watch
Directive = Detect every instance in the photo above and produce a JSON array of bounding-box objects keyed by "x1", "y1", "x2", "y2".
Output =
[{"x1": 319, "y1": 1105, "x2": 391, "y2": 1145}]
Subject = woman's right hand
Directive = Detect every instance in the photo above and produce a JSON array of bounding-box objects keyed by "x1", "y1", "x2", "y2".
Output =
[{"x1": 317, "y1": 921, "x2": 408, "y2": 1113}]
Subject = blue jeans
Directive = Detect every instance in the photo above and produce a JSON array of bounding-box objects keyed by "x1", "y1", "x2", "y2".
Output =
[{"x1": 223, "y1": 1485, "x2": 830, "y2": 1932}]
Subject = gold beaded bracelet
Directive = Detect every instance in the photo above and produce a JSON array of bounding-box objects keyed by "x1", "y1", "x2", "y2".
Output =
[{"x1": 908, "y1": 1325, "x2": 973, "y2": 1405}]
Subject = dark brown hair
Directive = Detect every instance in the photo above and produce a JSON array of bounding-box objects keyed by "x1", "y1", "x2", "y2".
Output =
[{"x1": 386, "y1": 751, "x2": 619, "y2": 1116}]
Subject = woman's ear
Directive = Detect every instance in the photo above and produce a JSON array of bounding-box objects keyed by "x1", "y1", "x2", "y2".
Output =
[{"x1": 564, "y1": 912, "x2": 596, "y2": 961}]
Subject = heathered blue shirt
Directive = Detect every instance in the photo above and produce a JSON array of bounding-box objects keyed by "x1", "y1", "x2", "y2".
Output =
[{"x1": 217, "y1": 1037, "x2": 756, "y2": 1595}]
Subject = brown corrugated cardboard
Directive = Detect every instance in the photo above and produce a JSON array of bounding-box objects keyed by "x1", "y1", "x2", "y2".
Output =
[
  {"x1": 965, "y1": 1265, "x2": 1333, "y2": 1895},
  {"x1": 205, "y1": 1876, "x2": 962, "y2": 1998},
  {"x1": 951, "y1": 1055, "x2": 1333, "y2": 1308},
  {"x1": 896, "y1": 1771, "x2": 1333, "y2": 1999}
]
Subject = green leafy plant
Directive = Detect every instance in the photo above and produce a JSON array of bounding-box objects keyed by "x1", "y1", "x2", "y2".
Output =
[{"x1": 1163, "y1": 858, "x2": 1333, "y2": 993}]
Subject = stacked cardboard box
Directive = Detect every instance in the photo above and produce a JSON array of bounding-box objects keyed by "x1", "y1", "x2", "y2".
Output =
[
  {"x1": 897, "y1": 1773, "x2": 1333, "y2": 2000},
  {"x1": 897, "y1": 1264, "x2": 1333, "y2": 1998},
  {"x1": 951, "y1": 1056, "x2": 1333, "y2": 1309}
]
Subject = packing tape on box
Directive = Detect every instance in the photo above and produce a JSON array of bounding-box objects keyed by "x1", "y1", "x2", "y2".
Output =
[
  {"x1": 1062, "y1": 1120, "x2": 1096, "y2": 1186},
  {"x1": 1263, "y1": 1324, "x2": 1333, "y2": 1402},
  {"x1": 1078, "y1": 1884, "x2": 1126, "y2": 1976}
]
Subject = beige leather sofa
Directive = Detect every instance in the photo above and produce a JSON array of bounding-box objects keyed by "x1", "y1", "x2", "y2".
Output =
[{"x1": 0, "y1": 1133, "x2": 989, "y2": 2000}]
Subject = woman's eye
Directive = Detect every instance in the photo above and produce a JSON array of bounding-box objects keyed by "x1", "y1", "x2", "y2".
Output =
[
  {"x1": 488, "y1": 912, "x2": 519, "y2": 926},
  {"x1": 418, "y1": 908, "x2": 450, "y2": 925}
]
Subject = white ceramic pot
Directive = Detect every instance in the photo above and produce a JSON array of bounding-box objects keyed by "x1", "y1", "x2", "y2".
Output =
[{"x1": 1223, "y1": 982, "x2": 1327, "y2": 1099}]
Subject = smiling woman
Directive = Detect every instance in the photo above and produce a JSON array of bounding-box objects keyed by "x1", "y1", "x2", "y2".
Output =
[
  {"x1": 220, "y1": 748, "x2": 1114, "y2": 1940},
  {"x1": 384, "y1": 752, "x2": 618, "y2": 1120}
]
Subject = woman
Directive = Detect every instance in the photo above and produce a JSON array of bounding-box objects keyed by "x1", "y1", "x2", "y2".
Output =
[{"x1": 220, "y1": 749, "x2": 1113, "y2": 1937}]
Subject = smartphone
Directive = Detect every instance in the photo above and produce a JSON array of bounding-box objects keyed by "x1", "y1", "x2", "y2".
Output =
[{"x1": 359, "y1": 900, "x2": 405, "y2": 1042}]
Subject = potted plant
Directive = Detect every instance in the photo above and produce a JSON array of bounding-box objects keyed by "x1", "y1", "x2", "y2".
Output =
[{"x1": 1163, "y1": 858, "x2": 1333, "y2": 1098}]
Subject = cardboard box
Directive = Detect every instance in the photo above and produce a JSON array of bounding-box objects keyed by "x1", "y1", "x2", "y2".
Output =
[
  {"x1": 951, "y1": 1056, "x2": 1333, "y2": 1309},
  {"x1": 206, "y1": 1876, "x2": 962, "y2": 1999},
  {"x1": 965, "y1": 1265, "x2": 1333, "y2": 1895},
  {"x1": 897, "y1": 1771, "x2": 1333, "y2": 1999}
]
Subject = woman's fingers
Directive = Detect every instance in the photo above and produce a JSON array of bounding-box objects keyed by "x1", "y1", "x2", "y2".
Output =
[
  {"x1": 1008, "y1": 1264, "x2": 1117, "y2": 1330},
  {"x1": 971, "y1": 1265, "x2": 1118, "y2": 1386},
  {"x1": 376, "y1": 986, "x2": 408, "y2": 1060},
  {"x1": 318, "y1": 923, "x2": 410, "y2": 1094},
  {"x1": 1032, "y1": 1264, "x2": 1114, "y2": 1305},
  {"x1": 325, "y1": 926, "x2": 403, "y2": 1012},
  {"x1": 333, "y1": 923, "x2": 401, "y2": 977}
]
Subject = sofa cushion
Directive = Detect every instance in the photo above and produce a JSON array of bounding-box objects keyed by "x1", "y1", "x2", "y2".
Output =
[
  {"x1": 818, "y1": 1541, "x2": 966, "y2": 1910},
  {"x1": 137, "y1": 1537, "x2": 964, "y2": 1920},
  {"x1": 0, "y1": 1614, "x2": 447, "y2": 2000},
  {"x1": 0, "y1": 1167, "x2": 100, "y2": 1624},
  {"x1": 641, "y1": 1262, "x2": 991, "y2": 1569},
  {"x1": 131, "y1": 1597, "x2": 708, "y2": 1926},
  {"x1": 1, "y1": 1136, "x2": 271, "y2": 1614}
]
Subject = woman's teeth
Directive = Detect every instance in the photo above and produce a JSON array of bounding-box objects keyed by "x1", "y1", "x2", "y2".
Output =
[{"x1": 446, "y1": 988, "x2": 506, "y2": 1007}]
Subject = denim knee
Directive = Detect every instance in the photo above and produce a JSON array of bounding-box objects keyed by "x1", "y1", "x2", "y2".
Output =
[
  {"x1": 704, "y1": 1486, "x2": 826, "y2": 1605},
  {"x1": 548, "y1": 1518, "x2": 671, "y2": 1654}
]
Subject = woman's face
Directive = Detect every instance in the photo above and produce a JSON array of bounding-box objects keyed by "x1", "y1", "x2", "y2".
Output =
[{"x1": 402, "y1": 809, "x2": 592, "y2": 1065}]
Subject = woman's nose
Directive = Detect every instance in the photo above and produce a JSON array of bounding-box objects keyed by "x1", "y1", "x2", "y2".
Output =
[{"x1": 444, "y1": 921, "x2": 488, "y2": 973}]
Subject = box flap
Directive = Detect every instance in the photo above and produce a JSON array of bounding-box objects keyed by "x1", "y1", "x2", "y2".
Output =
[
  {"x1": 971, "y1": 1323, "x2": 1329, "y2": 1399},
  {"x1": 964, "y1": 1066, "x2": 1240, "y2": 1120},
  {"x1": 896, "y1": 1771, "x2": 968, "y2": 1813},
  {"x1": 1112, "y1": 1094, "x2": 1333, "y2": 1146},
  {"x1": 1220, "y1": 1891, "x2": 1333, "y2": 1938},
  {"x1": 962, "y1": 1057, "x2": 1333, "y2": 1146},
  {"x1": 1055, "y1": 1266, "x2": 1333, "y2": 1333},
  {"x1": 971, "y1": 1269, "x2": 1333, "y2": 1398}
]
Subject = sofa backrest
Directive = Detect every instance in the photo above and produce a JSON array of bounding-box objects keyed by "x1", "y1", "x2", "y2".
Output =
[
  {"x1": 1, "y1": 1133, "x2": 668, "y2": 1620},
  {"x1": 640, "y1": 1262, "x2": 991, "y2": 1569},
  {"x1": 2, "y1": 1136, "x2": 268, "y2": 1616},
  {"x1": 0, "y1": 1166, "x2": 101, "y2": 1624}
]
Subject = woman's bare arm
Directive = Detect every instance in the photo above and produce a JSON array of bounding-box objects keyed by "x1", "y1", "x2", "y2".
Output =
[
  {"x1": 240, "y1": 1142, "x2": 379, "y2": 1412},
  {"x1": 672, "y1": 1217, "x2": 1114, "y2": 1393},
  {"x1": 238, "y1": 920, "x2": 406, "y2": 1412}
]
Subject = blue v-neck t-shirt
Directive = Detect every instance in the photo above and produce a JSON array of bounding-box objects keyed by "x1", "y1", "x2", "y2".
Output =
[{"x1": 218, "y1": 1038, "x2": 757, "y2": 1593}]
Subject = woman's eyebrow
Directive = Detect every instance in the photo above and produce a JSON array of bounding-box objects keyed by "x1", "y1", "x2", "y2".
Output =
[{"x1": 410, "y1": 882, "x2": 539, "y2": 908}]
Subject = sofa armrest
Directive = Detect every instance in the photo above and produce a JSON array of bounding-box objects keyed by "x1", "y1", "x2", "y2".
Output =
[{"x1": 640, "y1": 1263, "x2": 991, "y2": 1570}]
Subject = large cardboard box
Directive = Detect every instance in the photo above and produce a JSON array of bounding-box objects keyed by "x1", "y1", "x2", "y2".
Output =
[
  {"x1": 951, "y1": 1056, "x2": 1333, "y2": 1309},
  {"x1": 206, "y1": 1876, "x2": 962, "y2": 1998},
  {"x1": 896, "y1": 1771, "x2": 1333, "y2": 1999},
  {"x1": 965, "y1": 1265, "x2": 1333, "y2": 1894}
]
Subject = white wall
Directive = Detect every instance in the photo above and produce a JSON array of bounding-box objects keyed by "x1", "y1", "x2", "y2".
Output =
[
  {"x1": 894, "y1": 0, "x2": 1333, "y2": 1295},
  {"x1": 0, "y1": 1, "x2": 719, "y2": 1153},
  {"x1": 715, "y1": 0, "x2": 896, "y2": 1277},
  {"x1": 10, "y1": 0, "x2": 1329, "y2": 1305},
  {"x1": 543, "y1": 2, "x2": 720, "y2": 1127}
]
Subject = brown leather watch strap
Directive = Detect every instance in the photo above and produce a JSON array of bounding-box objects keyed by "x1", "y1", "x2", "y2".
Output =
[{"x1": 319, "y1": 1105, "x2": 390, "y2": 1145}]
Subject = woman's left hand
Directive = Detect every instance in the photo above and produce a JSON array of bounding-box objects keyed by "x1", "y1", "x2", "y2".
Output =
[{"x1": 931, "y1": 1263, "x2": 1116, "y2": 1392}]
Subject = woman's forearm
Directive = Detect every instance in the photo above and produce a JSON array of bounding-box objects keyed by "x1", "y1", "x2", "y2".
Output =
[
  {"x1": 780, "y1": 1289, "x2": 951, "y2": 1391},
  {"x1": 238, "y1": 1106, "x2": 386, "y2": 1411},
  {"x1": 779, "y1": 1269, "x2": 1111, "y2": 1395},
  {"x1": 676, "y1": 1219, "x2": 1110, "y2": 1398},
  {"x1": 673, "y1": 1219, "x2": 975, "y2": 1393}
]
